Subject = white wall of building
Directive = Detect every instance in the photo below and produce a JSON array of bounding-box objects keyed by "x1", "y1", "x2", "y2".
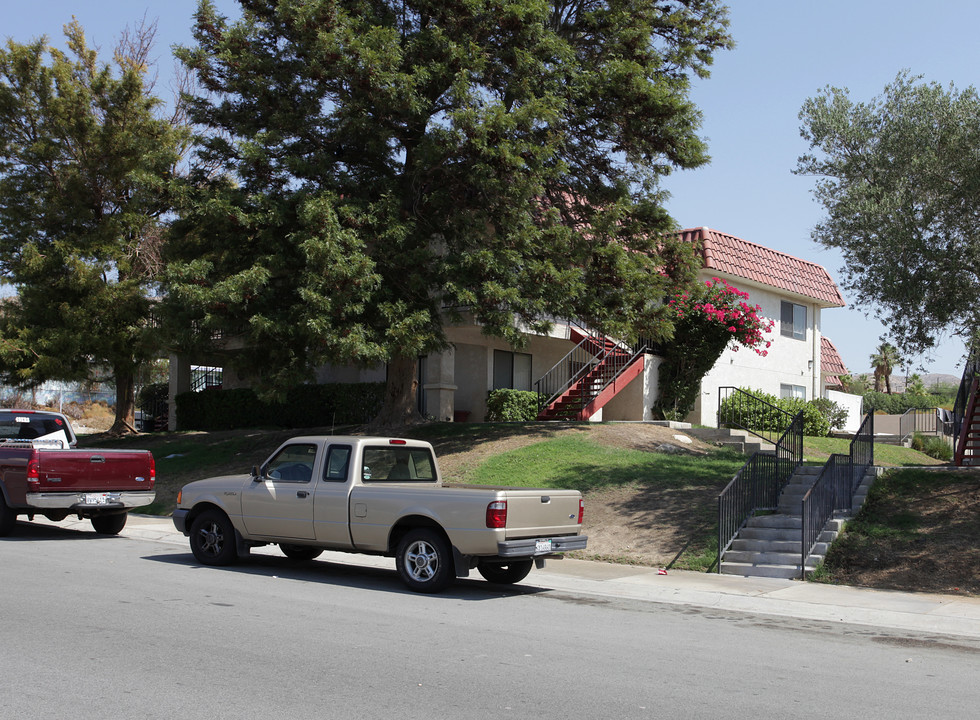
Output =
[{"x1": 691, "y1": 276, "x2": 825, "y2": 427}]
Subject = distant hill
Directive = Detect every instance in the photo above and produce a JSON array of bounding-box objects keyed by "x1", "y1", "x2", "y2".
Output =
[{"x1": 883, "y1": 373, "x2": 960, "y2": 393}]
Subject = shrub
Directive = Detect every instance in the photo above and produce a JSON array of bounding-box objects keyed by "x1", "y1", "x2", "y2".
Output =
[
  {"x1": 809, "y1": 397, "x2": 848, "y2": 431},
  {"x1": 717, "y1": 388, "x2": 833, "y2": 437},
  {"x1": 911, "y1": 432, "x2": 953, "y2": 461},
  {"x1": 486, "y1": 389, "x2": 539, "y2": 422},
  {"x1": 174, "y1": 382, "x2": 385, "y2": 431},
  {"x1": 863, "y1": 391, "x2": 935, "y2": 414}
]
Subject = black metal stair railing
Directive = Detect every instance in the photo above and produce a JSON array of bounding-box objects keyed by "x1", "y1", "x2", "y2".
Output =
[
  {"x1": 717, "y1": 386, "x2": 795, "y2": 444},
  {"x1": 800, "y1": 412, "x2": 874, "y2": 578},
  {"x1": 717, "y1": 402, "x2": 804, "y2": 572}
]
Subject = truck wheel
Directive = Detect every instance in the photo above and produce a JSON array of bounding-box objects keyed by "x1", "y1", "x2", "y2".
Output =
[
  {"x1": 0, "y1": 494, "x2": 16, "y2": 537},
  {"x1": 395, "y1": 528, "x2": 453, "y2": 594},
  {"x1": 280, "y1": 543, "x2": 323, "y2": 561},
  {"x1": 91, "y1": 513, "x2": 127, "y2": 535},
  {"x1": 477, "y1": 559, "x2": 533, "y2": 585},
  {"x1": 189, "y1": 510, "x2": 238, "y2": 566}
]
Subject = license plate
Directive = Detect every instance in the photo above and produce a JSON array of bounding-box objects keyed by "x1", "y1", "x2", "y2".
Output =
[
  {"x1": 535, "y1": 539, "x2": 553, "y2": 554},
  {"x1": 83, "y1": 493, "x2": 110, "y2": 505}
]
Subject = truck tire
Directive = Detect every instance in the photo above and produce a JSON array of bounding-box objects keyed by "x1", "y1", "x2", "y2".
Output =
[
  {"x1": 395, "y1": 528, "x2": 453, "y2": 594},
  {"x1": 477, "y1": 559, "x2": 533, "y2": 585},
  {"x1": 91, "y1": 512, "x2": 127, "y2": 535},
  {"x1": 0, "y1": 494, "x2": 16, "y2": 537},
  {"x1": 189, "y1": 510, "x2": 239, "y2": 566},
  {"x1": 280, "y1": 543, "x2": 323, "y2": 561}
]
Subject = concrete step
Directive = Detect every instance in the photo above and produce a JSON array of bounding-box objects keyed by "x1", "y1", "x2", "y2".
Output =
[
  {"x1": 745, "y1": 514, "x2": 802, "y2": 529},
  {"x1": 723, "y1": 549, "x2": 813, "y2": 565},
  {"x1": 720, "y1": 560, "x2": 817, "y2": 579}
]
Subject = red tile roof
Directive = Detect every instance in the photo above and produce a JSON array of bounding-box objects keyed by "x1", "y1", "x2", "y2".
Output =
[
  {"x1": 821, "y1": 336, "x2": 849, "y2": 376},
  {"x1": 679, "y1": 227, "x2": 845, "y2": 307}
]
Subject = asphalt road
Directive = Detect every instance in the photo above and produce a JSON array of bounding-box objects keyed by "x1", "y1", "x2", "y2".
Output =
[{"x1": 3, "y1": 520, "x2": 980, "y2": 719}]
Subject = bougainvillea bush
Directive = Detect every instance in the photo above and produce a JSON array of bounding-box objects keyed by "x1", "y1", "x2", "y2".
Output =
[{"x1": 653, "y1": 278, "x2": 774, "y2": 419}]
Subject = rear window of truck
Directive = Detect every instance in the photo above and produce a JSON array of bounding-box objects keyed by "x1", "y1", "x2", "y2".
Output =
[
  {"x1": 0, "y1": 411, "x2": 72, "y2": 446},
  {"x1": 361, "y1": 446, "x2": 436, "y2": 482}
]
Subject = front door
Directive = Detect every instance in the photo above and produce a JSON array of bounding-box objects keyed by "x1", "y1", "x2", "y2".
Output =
[{"x1": 241, "y1": 442, "x2": 317, "y2": 540}]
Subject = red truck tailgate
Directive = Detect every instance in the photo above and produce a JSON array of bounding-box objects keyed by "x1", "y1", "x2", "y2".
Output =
[{"x1": 36, "y1": 450, "x2": 154, "y2": 492}]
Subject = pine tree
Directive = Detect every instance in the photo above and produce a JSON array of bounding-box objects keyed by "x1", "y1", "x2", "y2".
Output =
[
  {"x1": 0, "y1": 19, "x2": 188, "y2": 433},
  {"x1": 167, "y1": 0, "x2": 732, "y2": 425}
]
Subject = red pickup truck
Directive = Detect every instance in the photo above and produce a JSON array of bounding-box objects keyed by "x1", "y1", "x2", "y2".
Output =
[{"x1": 0, "y1": 409, "x2": 155, "y2": 536}]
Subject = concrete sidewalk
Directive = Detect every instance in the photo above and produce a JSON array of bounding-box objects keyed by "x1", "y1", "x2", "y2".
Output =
[{"x1": 51, "y1": 513, "x2": 980, "y2": 640}]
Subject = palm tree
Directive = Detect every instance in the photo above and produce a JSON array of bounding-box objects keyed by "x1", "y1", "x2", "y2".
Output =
[{"x1": 870, "y1": 342, "x2": 902, "y2": 394}]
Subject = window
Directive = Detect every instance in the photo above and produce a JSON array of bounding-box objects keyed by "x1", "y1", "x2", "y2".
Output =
[
  {"x1": 262, "y1": 443, "x2": 316, "y2": 482},
  {"x1": 780, "y1": 301, "x2": 807, "y2": 340},
  {"x1": 361, "y1": 446, "x2": 437, "y2": 482},
  {"x1": 780, "y1": 384, "x2": 806, "y2": 400},
  {"x1": 323, "y1": 445, "x2": 352, "y2": 482},
  {"x1": 493, "y1": 350, "x2": 532, "y2": 391}
]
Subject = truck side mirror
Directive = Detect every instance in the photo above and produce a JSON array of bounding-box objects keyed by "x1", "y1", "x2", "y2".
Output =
[{"x1": 251, "y1": 465, "x2": 262, "y2": 480}]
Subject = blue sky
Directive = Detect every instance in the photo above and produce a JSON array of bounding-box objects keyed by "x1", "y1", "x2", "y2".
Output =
[{"x1": 6, "y1": 1, "x2": 978, "y2": 379}]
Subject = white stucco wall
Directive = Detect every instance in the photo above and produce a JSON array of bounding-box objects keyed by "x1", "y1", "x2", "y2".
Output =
[
  {"x1": 600, "y1": 354, "x2": 661, "y2": 421},
  {"x1": 690, "y1": 277, "x2": 825, "y2": 427},
  {"x1": 445, "y1": 321, "x2": 577, "y2": 422},
  {"x1": 826, "y1": 389, "x2": 864, "y2": 433}
]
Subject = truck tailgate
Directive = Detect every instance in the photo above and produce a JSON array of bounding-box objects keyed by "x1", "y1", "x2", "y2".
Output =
[
  {"x1": 502, "y1": 490, "x2": 581, "y2": 538},
  {"x1": 37, "y1": 450, "x2": 154, "y2": 492}
]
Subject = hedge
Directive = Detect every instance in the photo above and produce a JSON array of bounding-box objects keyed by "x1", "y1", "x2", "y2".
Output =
[
  {"x1": 718, "y1": 388, "x2": 834, "y2": 437},
  {"x1": 175, "y1": 382, "x2": 385, "y2": 431},
  {"x1": 486, "y1": 389, "x2": 539, "y2": 422}
]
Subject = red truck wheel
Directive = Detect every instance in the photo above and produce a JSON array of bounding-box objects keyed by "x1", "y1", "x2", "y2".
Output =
[
  {"x1": 91, "y1": 513, "x2": 127, "y2": 535},
  {"x1": 0, "y1": 495, "x2": 16, "y2": 537},
  {"x1": 395, "y1": 528, "x2": 453, "y2": 593}
]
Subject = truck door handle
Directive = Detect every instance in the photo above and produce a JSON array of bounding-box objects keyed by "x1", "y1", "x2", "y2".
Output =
[
  {"x1": 90, "y1": 456, "x2": 106, "y2": 463},
  {"x1": 297, "y1": 490, "x2": 309, "y2": 498}
]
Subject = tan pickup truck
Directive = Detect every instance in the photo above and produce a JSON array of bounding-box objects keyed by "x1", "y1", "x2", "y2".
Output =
[{"x1": 172, "y1": 436, "x2": 587, "y2": 593}]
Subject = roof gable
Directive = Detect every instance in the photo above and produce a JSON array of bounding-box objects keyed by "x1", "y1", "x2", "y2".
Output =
[
  {"x1": 821, "y1": 336, "x2": 849, "y2": 376},
  {"x1": 679, "y1": 227, "x2": 845, "y2": 308}
]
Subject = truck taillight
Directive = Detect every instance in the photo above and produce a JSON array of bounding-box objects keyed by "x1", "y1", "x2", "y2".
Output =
[
  {"x1": 578, "y1": 498, "x2": 584, "y2": 524},
  {"x1": 149, "y1": 455, "x2": 156, "y2": 486},
  {"x1": 26, "y1": 450, "x2": 40, "y2": 493},
  {"x1": 486, "y1": 500, "x2": 507, "y2": 529}
]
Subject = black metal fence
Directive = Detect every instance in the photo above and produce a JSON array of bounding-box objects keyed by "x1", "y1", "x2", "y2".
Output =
[
  {"x1": 799, "y1": 413, "x2": 874, "y2": 578},
  {"x1": 717, "y1": 409, "x2": 804, "y2": 571},
  {"x1": 717, "y1": 386, "x2": 795, "y2": 444}
]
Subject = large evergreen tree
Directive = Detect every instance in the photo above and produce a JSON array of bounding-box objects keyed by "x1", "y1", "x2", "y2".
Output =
[
  {"x1": 0, "y1": 20, "x2": 187, "y2": 433},
  {"x1": 167, "y1": 0, "x2": 732, "y2": 425}
]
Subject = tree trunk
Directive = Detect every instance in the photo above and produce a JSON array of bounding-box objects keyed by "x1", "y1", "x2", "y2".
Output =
[
  {"x1": 371, "y1": 355, "x2": 422, "y2": 429},
  {"x1": 109, "y1": 369, "x2": 138, "y2": 435}
]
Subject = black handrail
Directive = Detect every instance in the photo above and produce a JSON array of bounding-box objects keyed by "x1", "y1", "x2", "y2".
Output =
[
  {"x1": 953, "y1": 344, "x2": 980, "y2": 444},
  {"x1": 800, "y1": 412, "x2": 874, "y2": 578},
  {"x1": 717, "y1": 387, "x2": 795, "y2": 445},
  {"x1": 717, "y1": 408, "x2": 804, "y2": 570}
]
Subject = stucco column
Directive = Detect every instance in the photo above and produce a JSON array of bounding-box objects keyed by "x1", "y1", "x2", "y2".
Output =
[
  {"x1": 423, "y1": 347, "x2": 458, "y2": 422},
  {"x1": 168, "y1": 353, "x2": 192, "y2": 431}
]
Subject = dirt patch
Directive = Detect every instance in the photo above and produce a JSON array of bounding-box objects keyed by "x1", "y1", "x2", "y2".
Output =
[
  {"x1": 431, "y1": 423, "x2": 719, "y2": 568},
  {"x1": 821, "y1": 470, "x2": 980, "y2": 596}
]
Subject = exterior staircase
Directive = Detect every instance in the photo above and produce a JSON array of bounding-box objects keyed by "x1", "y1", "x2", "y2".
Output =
[
  {"x1": 954, "y1": 377, "x2": 980, "y2": 466},
  {"x1": 536, "y1": 328, "x2": 645, "y2": 422},
  {"x1": 685, "y1": 427, "x2": 775, "y2": 455},
  {"x1": 720, "y1": 464, "x2": 879, "y2": 579}
]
